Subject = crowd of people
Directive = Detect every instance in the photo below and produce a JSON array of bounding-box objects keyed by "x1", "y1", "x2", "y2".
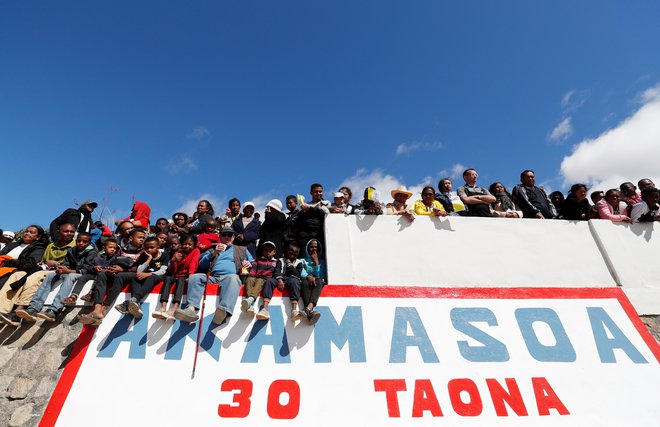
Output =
[{"x1": 0, "y1": 169, "x2": 658, "y2": 330}]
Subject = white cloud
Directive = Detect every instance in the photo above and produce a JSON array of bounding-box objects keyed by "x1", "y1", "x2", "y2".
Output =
[
  {"x1": 438, "y1": 163, "x2": 465, "y2": 180},
  {"x1": 186, "y1": 126, "x2": 211, "y2": 141},
  {"x1": 549, "y1": 117, "x2": 573, "y2": 143},
  {"x1": 164, "y1": 155, "x2": 197, "y2": 175},
  {"x1": 560, "y1": 84, "x2": 660, "y2": 192},
  {"x1": 174, "y1": 193, "x2": 226, "y2": 217},
  {"x1": 395, "y1": 141, "x2": 444, "y2": 156},
  {"x1": 561, "y1": 89, "x2": 588, "y2": 113}
]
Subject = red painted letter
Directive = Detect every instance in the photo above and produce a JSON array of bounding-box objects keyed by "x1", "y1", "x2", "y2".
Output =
[
  {"x1": 532, "y1": 377, "x2": 570, "y2": 416},
  {"x1": 218, "y1": 379, "x2": 253, "y2": 418},
  {"x1": 374, "y1": 379, "x2": 407, "y2": 417},
  {"x1": 448, "y1": 378, "x2": 483, "y2": 416},
  {"x1": 412, "y1": 379, "x2": 443, "y2": 417},
  {"x1": 267, "y1": 380, "x2": 300, "y2": 419},
  {"x1": 486, "y1": 378, "x2": 528, "y2": 416}
]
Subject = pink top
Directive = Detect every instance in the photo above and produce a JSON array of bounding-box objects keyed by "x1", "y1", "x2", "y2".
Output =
[{"x1": 596, "y1": 199, "x2": 629, "y2": 222}]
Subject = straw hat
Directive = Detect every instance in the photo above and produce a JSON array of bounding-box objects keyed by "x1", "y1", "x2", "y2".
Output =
[{"x1": 391, "y1": 186, "x2": 413, "y2": 200}]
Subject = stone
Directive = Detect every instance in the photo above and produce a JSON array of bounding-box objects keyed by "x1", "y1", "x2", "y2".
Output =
[
  {"x1": 9, "y1": 403, "x2": 33, "y2": 427},
  {"x1": 34, "y1": 376, "x2": 56, "y2": 398},
  {"x1": 0, "y1": 345, "x2": 18, "y2": 368},
  {"x1": 43, "y1": 326, "x2": 65, "y2": 345},
  {"x1": 7, "y1": 349, "x2": 42, "y2": 376},
  {"x1": 37, "y1": 351, "x2": 64, "y2": 374},
  {"x1": 0, "y1": 375, "x2": 14, "y2": 397},
  {"x1": 8, "y1": 377, "x2": 35, "y2": 400}
]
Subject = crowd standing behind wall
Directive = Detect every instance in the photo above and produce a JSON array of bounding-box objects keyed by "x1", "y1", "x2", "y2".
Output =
[{"x1": 0, "y1": 171, "x2": 659, "y2": 329}]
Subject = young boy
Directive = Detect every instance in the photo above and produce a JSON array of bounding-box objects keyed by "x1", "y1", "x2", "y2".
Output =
[
  {"x1": 241, "y1": 241, "x2": 278, "y2": 318},
  {"x1": 198, "y1": 219, "x2": 220, "y2": 252},
  {"x1": 259, "y1": 242, "x2": 304, "y2": 322},
  {"x1": 120, "y1": 228, "x2": 146, "y2": 262},
  {"x1": 16, "y1": 232, "x2": 97, "y2": 322},
  {"x1": 631, "y1": 188, "x2": 660, "y2": 222},
  {"x1": 329, "y1": 192, "x2": 352, "y2": 214},
  {"x1": 124, "y1": 237, "x2": 169, "y2": 319},
  {"x1": 63, "y1": 238, "x2": 120, "y2": 306}
]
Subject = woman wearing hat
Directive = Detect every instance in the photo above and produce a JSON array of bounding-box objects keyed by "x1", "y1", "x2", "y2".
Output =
[
  {"x1": 258, "y1": 199, "x2": 288, "y2": 257},
  {"x1": 387, "y1": 187, "x2": 415, "y2": 222}
]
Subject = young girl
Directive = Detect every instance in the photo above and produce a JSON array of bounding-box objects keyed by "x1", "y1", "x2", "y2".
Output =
[{"x1": 152, "y1": 234, "x2": 200, "y2": 320}]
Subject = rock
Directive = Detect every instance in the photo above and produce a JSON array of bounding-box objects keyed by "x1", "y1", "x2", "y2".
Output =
[
  {"x1": 7, "y1": 349, "x2": 42, "y2": 376},
  {"x1": 8, "y1": 377, "x2": 35, "y2": 400},
  {"x1": 0, "y1": 375, "x2": 14, "y2": 397},
  {"x1": 9, "y1": 403, "x2": 33, "y2": 427},
  {"x1": 44, "y1": 326, "x2": 65, "y2": 345},
  {"x1": 0, "y1": 345, "x2": 18, "y2": 368},
  {"x1": 34, "y1": 376, "x2": 56, "y2": 398},
  {"x1": 39, "y1": 350, "x2": 64, "y2": 374}
]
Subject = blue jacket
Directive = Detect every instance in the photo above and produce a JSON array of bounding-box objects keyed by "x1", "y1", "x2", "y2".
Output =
[{"x1": 232, "y1": 214, "x2": 261, "y2": 258}]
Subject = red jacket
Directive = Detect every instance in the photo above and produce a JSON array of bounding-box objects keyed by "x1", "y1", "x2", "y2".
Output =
[
  {"x1": 122, "y1": 200, "x2": 151, "y2": 230},
  {"x1": 168, "y1": 248, "x2": 200, "y2": 278}
]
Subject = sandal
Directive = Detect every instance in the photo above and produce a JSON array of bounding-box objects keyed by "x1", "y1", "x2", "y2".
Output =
[
  {"x1": 80, "y1": 293, "x2": 93, "y2": 302},
  {"x1": 152, "y1": 310, "x2": 167, "y2": 320},
  {"x1": 79, "y1": 312, "x2": 103, "y2": 326},
  {"x1": 62, "y1": 294, "x2": 79, "y2": 307}
]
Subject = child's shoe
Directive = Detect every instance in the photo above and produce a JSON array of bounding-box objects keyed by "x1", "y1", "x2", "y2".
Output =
[
  {"x1": 308, "y1": 309, "x2": 321, "y2": 325},
  {"x1": 256, "y1": 307, "x2": 270, "y2": 320},
  {"x1": 152, "y1": 310, "x2": 167, "y2": 320},
  {"x1": 128, "y1": 298, "x2": 143, "y2": 319},
  {"x1": 114, "y1": 301, "x2": 129, "y2": 314},
  {"x1": 290, "y1": 309, "x2": 302, "y2": 321},
  {"x1": 241, "y1": 297, "x2": 254, "y2": 313}
]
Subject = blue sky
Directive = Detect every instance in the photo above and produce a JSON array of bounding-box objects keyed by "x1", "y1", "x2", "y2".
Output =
[{"x1": 2, "y1": 1, "x2": 660, "y2": 230}]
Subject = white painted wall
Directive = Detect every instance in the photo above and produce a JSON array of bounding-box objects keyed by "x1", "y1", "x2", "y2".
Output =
[{"x1": 325, "y1": 215, "x2": 615, "y2": 288}]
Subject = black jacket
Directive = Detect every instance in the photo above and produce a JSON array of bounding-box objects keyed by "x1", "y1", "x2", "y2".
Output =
[
  {"x1": 62, "y1": 244, "x2": 98, "y2": 275},
  {"x1": 49, "y1": 207, "x2": 93, "y2": 242},
  {"x1": 258, "y1": 210, "x2": 287, "y2": 257},
  {"x1": 232, "y1": 215, "x2": 261, "y2": 258},
  {"x1": 0, "y1": 240, "x2": 47, "y2": 272}
]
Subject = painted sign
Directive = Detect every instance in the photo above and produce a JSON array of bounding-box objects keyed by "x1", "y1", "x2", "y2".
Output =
[{"x1": 41, "y1": 287, "x2": 660, "y2": 426}]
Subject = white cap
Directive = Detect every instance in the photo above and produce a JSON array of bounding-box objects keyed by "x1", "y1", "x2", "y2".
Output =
[
  {"x1": 2, "y1": 231, "x2": 15, "y2": 239},
  {"x1": 243, "y1": 201, "x2": 255, "y2": 211}
]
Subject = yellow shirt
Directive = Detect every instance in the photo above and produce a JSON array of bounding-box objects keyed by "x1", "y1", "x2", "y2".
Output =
[
  {"x1": 42, "y1": 240, "x2": 75, "y2": 262},
  {"x1": 412, "y1": 199, "x2": 446, "y2": 216}
]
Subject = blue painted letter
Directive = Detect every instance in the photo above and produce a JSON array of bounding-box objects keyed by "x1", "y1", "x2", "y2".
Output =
[
  {"x1": 451, "y1": 307, "x2": 509, "y2": 362},
  {"x1": 587, "y1": 307, "x2": 647, "y2": 363},
  {"x1": 390, "y1": 307, "x2": 439, "y2": 363},
  {"x1": 314, "y1": 306, "x2": 366, "y2": 363},
  {"x1": 241, "y1": 306, "x2": 291, "y2": 363},
  {"x1": 165, "y1": 312, "x2": 222, "y2": 361},
  {"x1": 98, "y1": 303, "x2": 149, "y2": 359},
  {"x1": 515, "y1": 308, "x2": 576, "y2": 362}
]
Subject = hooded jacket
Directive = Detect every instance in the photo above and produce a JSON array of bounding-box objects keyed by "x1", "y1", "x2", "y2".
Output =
[
  {"x1": 300, "y1": 240, "x2": 327, "y2": 281},
  {"x1": 62, "y1": 244, "x2": 98, "y2": 275},
  {"x1": 122, "y1": 201, "x2": 151, "y2": 230}
]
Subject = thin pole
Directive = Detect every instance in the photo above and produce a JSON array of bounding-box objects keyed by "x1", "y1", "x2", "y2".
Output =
[{"x1": 191, "y1": 251, "x2": 218, "y2": 379}]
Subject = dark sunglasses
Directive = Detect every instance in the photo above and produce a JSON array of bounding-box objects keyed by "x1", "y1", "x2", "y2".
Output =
[{"x1": 220, "y1": 233, "x2": 234, "y2": 237}]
